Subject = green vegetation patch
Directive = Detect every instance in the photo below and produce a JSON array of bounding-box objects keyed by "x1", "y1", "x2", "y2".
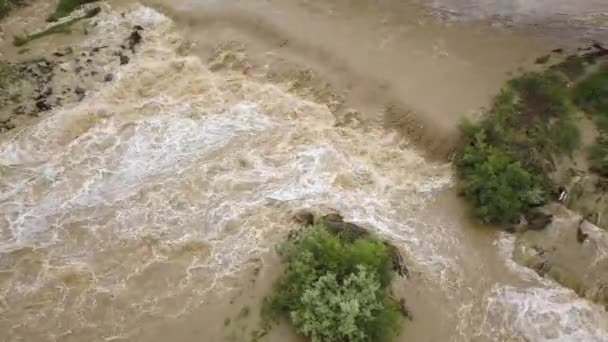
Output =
[
  {"x1": 263, "y1": 225, "x2": 402, "y2": 342},
  {"x1": 575, "y1": 64, "x2": 608, "y2": 176},
  {"x1": 0, "y1": 0, "x2": 23, "y2": 19},
  {"x1": 0, "y1": 0, "x2": 11, "y2": 19},
  {"x1": 589, "y1": 137, "x2": 608, "y2": 177},
  {"x1": 457, "y1": 71, "x2": 580, "y2": 224},
  {"x1": 13, "y1": 7, "x2": 100, "y2": 47},
  {"x1": 551, "y1": 55, "x2": 586, "y2": 80},
  {"x1": 48, "y1": 0, "x2": 98, "y2": 22},
  {"x1": 574, "y1": 64, "x2": 608, "y2": 118}
]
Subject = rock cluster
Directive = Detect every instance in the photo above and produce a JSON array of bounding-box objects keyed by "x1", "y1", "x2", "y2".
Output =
[{"x1": 0, "y1": 25, "x2": 146, "y2": 134}]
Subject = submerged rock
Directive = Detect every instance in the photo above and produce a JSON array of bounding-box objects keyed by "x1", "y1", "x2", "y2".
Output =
[
  {"x1": 292, "y1": 210, "x2": 314, "y2": 226},
  {"x1": 35, "y1": 100, "x2": 51, "y2": 112},
  {"x1": 53, "y1": 47, "x2": 73, "y2": 57},
  {"x1": 119, "y1": 54, "x2": 130, "y2": 65},
  {"x1": 128, "y1": 30, "x2": 143, "y2": 52},
  {"x1": 320, "y1": 213, "x2": 370, "y2": 241},
  {"x1": 74, "y1": 87, "x2": 86, "y2": 101}
]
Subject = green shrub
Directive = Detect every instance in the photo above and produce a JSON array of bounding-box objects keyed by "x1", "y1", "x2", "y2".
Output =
[
  {"x1": 556, "y1": 118, "x2": 582, "y2": 154},
  {"x1": 551, "y1": 55, "x2": 586, "y2": 80},
  {"x1": 589, "y1": 136, "x2": 608, "y2": 176},
  {"x1": 509, "y1": 72, "x2": 570, "y2": 120},
  {"x1": 574, "y1": 65, "x2": 608, "y2": 118},
  {"x1": 456, "y1": 72, "x2": 579, "y2": 224},
  {"x1": 264, "y1": 226, "x2": 401, "y2": 342},
  {"x1": 0, "y1": 0, "x2": 20, "y2": 19},
  {"x1": 574, "y1": 64, "x2": 608, "y2": 177},
  {"x1": 0, "y1": 0, "x2": 10, "y2": 19},
  {"x1": 458, "y1": 131, "x2": 546, "y2": 223}
]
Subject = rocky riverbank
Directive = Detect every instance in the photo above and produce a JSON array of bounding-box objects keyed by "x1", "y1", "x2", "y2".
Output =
[
  {"x1": 0, "y1": 5, "x2": 146, "y2": 136},
  {"x1": 513, "y1": 203, "x2": 608, "y2": 309}
]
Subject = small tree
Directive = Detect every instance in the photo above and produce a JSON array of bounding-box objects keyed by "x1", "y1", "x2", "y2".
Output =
[
  {"x1": 292, "y1": 267, "x2": 384, "y2": 342},
  {"x1": 458, "y1": 131, "x2": 546, "y2": 223}
]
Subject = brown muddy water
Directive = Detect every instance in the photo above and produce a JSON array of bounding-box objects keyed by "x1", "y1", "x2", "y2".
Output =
[{"x1": 0, "y1": 1, "x2": 607, "y2": 341}]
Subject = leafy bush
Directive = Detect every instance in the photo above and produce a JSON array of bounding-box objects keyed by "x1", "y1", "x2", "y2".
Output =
[
  {"x1": 0, "y1": 0, "x2": 10, "y2": 19},
  {"x1": 456, "y1": 72, "x2": 579, "y2": 224},
  {"x1": 0, "y1": 0, "x2": 20, "y2": 19},
  {"x1": 551, "y1": 55, "x2": 586, "y2": 80},
  {"x1": 458, "y1": 131, "x2": 545, "y2": 223},
  {"x1": 575, "y1": 65, "x2": 608, "y2": 177},
  {"x1": 264, "y1": 226, "x2": 401, "y2": 342}
]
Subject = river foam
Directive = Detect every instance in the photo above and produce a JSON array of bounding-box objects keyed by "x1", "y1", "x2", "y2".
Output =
[{"x1": 0, "y1": 3, "x2": 607, "y2": 341}]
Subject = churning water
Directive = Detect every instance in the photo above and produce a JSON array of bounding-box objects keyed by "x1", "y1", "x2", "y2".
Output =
[{"x1": 0, "y1": 2, "x2": 607, "y2": 341}]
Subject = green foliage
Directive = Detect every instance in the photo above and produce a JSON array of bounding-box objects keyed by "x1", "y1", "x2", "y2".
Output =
[
  {"x1": 48, "y1": 0, "x2": 98, "y2": 21},
  {"x1": 509, "y1": 72, "x2": 570, "y2": 119},
  {"x1": 265, "y1": 226, "x2": 401, "y2": 342},
  {"x1": 574, "y1": 65, "x2": 608, "y2": 118},
  {"x1": 575, "y1": 64, "x2": 608, "y2": 177},
  {"x1": 458, "y1": 131, "x2": 545, "y2": 223},
  {"x1": 0, "y1": 0, "x2": 22, "y2": 19},
  {"x1": 0, "y1": 0, "x2": 11, "y2": 19},
  {"x1": 557, "y1": 119, "x2": 582, "y2": 153},
  {"x1": 589, "y1": 136, "x2": 608, "y2": 176},
  {"x1": 456, "y1": 72, "x2": 580, "y2": 224},
  {"x1": 551, "y1": 55, "x2": 586, "y2": 80}
]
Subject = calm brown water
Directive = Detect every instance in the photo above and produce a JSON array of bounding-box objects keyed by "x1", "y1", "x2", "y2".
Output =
[{"x1": 0, "y1": 1, "x2": 607, "y2": 341}]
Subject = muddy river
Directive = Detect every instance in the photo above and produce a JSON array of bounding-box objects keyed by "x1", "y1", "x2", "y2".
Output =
[{"x1": 0, "y1": 1, "x2": 607, "y2": 341}]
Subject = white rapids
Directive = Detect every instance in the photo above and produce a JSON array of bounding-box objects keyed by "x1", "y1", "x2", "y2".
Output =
[{"x1": 0, "y1": 3, "x2": 607, "y2": 342}]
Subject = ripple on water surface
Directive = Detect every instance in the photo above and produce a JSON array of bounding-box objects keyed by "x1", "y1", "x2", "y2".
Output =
[{"x1": 0, "y1": 3, "x2": 607, "y2": 342}]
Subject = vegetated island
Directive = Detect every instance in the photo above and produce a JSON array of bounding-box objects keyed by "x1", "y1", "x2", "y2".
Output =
[
  {"x1": 456, "y1": 45, "x2": 608, "y2": 231},
  {"x1": 257, "y1": 212, "x2": 411, "y2": 342}
]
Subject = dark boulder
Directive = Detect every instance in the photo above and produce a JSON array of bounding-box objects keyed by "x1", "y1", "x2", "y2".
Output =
[
  {"x1": 320, "y1": 213, "x2": 370, "y2": 242},
  {"x1": 398, "y1": 298, "x2": 413, "y2": 320},
  {"x1": 53, "y1": 47, "x2": 73, "y2": 57},
  {"x1": 119, "y1": 54, "x2": 130, "y2": 65},
  {"x1": 75, "y1": 87, "x2": 86, "y2": 101},
  {"x1": 128, "y1": 30, "x2": 143, "y2": 52},
  {"x1": 36, "y1": 100, "x2": 52, "y2": 111}
]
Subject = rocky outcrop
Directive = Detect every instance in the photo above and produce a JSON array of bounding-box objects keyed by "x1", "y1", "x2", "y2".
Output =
[
  {"x1": 0, "y1": 23, "x2": 146, "y2": 135},
  {"x1": 513, "y1": 203, "x2": 608, "y2": 308}
]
